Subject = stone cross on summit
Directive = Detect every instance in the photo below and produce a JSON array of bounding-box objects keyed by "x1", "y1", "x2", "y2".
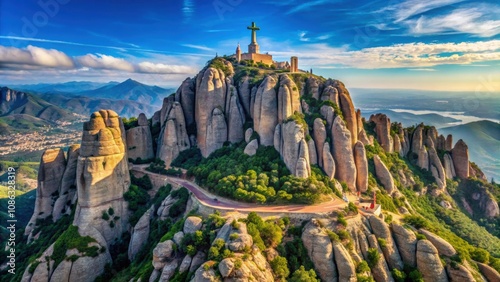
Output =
[{"x1": 247, "y1": 22, "x2": 260, "y2": 54}]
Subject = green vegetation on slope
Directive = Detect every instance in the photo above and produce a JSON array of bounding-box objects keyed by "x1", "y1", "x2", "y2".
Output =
[{"x1": 173, "y1": 143, "x2": 335, "y2": 204}]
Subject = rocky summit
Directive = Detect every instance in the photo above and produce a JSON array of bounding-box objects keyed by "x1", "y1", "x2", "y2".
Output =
[{"x1": 6, "y1": 57, "x2": 500, "y2": 282}]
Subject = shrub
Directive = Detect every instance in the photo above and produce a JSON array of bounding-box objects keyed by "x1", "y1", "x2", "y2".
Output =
[
  {"x1": 101, "y1": 211, "x2": 110, "y2": 221},
  {"x1": 367, "y1": 248, "x2": 380, "y2": 268},
  {"x1": 288, "y1": 266, "x2": 319, "y2": 282},
  {"x1": 378, "y1": 238, "x2": 387, "y2": 248},
  {"x1": 404, "y1": 215, "x2": 430, "y2": 229},
  {"x1": 327, "y1": 230, "x2": 340, "y2": 242},
  {"x1": 392, "y1": 268, "x2": 406, "y2": 282},
  {"x1": 270, "y1": 256, "x2": 290, "y2": 279},
  {"x1": 416, "y1": 234, "x2": 427, "y2": 240},
  {"x1": 408, "y1": 269, "x2": 424, "y2": 282},
  {"x1": 356, "y1": 261, "x2": 370, "y2": 273},
  {"x1": 337, "y1": 230, "x2": 350, "y2": 240}
]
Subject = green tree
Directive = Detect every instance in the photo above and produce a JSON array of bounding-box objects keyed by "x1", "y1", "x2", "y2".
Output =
[
  {"x1": 270, "y1": 256, "x2": 290, "y2": 279},
  {"x1": 288, "y1": 266, "x2": 319, "y2": 282}
]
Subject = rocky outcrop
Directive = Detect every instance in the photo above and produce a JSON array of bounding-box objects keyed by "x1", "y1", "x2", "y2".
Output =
[
  {"x1": 367, "y1": 234, "x2": 394, "y2": 282},
  {"x1": 128, "y1": 206, "x2": 154, "y2": 261},
  {"x1": 226, "y1": 87, "x2": 245, "y2": 143},
  {"x1": 391, "y1": 223, "x2": 417, "y2": 267},
  {"x1": 322, "y1": 85, "x2": 339, "y2": 105},
  {"x1": 238, "y1": 76, "x2": 252, "y2": 117},
  {"x1": 417, "y1": 240, "x2": 448, "y2": 282},
  {"x1": 428, "y1": 147, "x2": 446, "y2": 189},
  {"x1": 444, "y1": 153, "x2": 456, "y2": 179},
  {"x1": 244, "y1": 128, "x2": 253, "y2": 143},
  {"x1": 417, "y1": 147, "x2": 429, "y2": 171},
  {"x1": 320, "y1": 105, "x2": 335, "y2": 130},
  {"x1": 174, "y1": 77, "x2": 196, "y2": 128},
  {"x1": 411, "y1": 125, "x2": 424, "y2": 155},
  {"x1": 244, "y1": 139, "x2": 259, "y2": 156},
  {"x1": 25, "y1": 148, "x2": 67, "y2": 237},
  {"x1": 253, "y1": 76, "x2": 278, "y2": 146},
  {"x1": 332, "y1": 242, "x2": 356, "y2": 281},
  {"x1": 354, "y1": 141, "x2": 368, "y2": 192},
  {"x1": 477, "y1": 262, "x2": 500, "y2": 282},
  {"x1": 446, "y1": 264, "x2": 476, "y2": 282},
  {"x1": 452, "y1": 139, "x2": 469, "y2": 179},
  {"x1": 205, "y1": 108, "x2": 227, "y2": 157},
  {"x1": 74, "y1": 110, "x2": 130, "y2": 245},
  {"x1": 157, "y1": 102, "x2": 190, "y2": 167},
  {"x1": 445, "y1": 135, "x2": 453, "y2": 151},
  {"x1": 307, "y1": 138, "x2": 317, "y2": 165},
  {"x1": 126, "y1": 113, "x2": 154, "y2": 161},
  {"x1": 313, "y1": 118, "x2": 327, "y2": 168},
  {"x1": 370, "y1": 114, "x2": 393, "y2": 153},
  {"x1": 369, "y1": 216, "x2": 403, "y2": 270},
  {"x1": 277, "y1": 74, "x2": 301, "y2": 123},
  {"x1": 184, "y1": 216, "x2": 203, "y2": 234},
  {"x1": 302, "y1": 220, "x2": 338, "y2": 282},
  {"x1": 153, "y1": 240, "x2": 175, "y2": 270},
  {"x1": 278, "y1": 121, "x2": 310, "y2": 178},
  {"x1": 331, "y1": 116, "x2": 357, "y2": 192},
  {"x1": 52, "y1": 145, "x2": 80, "y2": 221},
  {"x1": 323, "y1": 142, "x2": 335, "y2": 180},
  {"x1": 373, "y1": 155, "x2": 395, "y2": 194},
  {"x1": 335, "y1": 81, "x2": 358, "y2": 145},
  {"x1": 195, "y1": 67, "x2": 229, "y2": 157}
]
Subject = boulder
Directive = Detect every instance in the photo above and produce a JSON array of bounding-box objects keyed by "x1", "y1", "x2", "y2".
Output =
[
  {"x1": 445, "y1": 135, "x2": 453, "y2": 151},
  {"x1": 157, "y1": 103, "x2": 190, "y2": 167},
  {"x1": 373, "y1": 155, "x2": 395, "y2": 194},
  {"x1": 244, "y1": 139, "x2": 259, "y2": 156},
  {"x1": 279, "y1": 121, "x2": 310, "y2": 178},
  {"x1": 307, "y1": 138, "x2": 318, "y2": 165},
  {"x1": 159, "y1": 260, "x2": 179, "y2": 282},
  {"x1": 452, "y1": 139, "x2": 469, "y2": 179},
  {"x1": 25, "y1": 148, "x2": 67, "y2": 236},
  {"x1": 391, "y1": 223, "x2": 417, "y2": 267},
  {"x1": 418, "y1": 229, "x2": 456, "y2": 257},
  {"x1": 244, "y1": 128, "x2": 253, "y2": 143},
  {"x1": 477, "y1": 262, "x2": 500, "y2": 282},
  {"x1": 253, "y1": 76, "x2": 278, "y2": 146},
  {"x1": 152, "y1": 240, "x2": 174, "y2": 270},
  {"x1": 331, "y1": 116, "x2": 357, "y2": 192},
  {"x1": 322, "y1": 85, "x2": 339, "y2": 105},
  {"x1": 446, "y1": 264, "x2": 476, "y2": 282},
  {"x1": 416, "y1": 240, "x2": 448, "y2": 282},
  {"x1": 313, "y1": 118, "x2": 327, "y2": 167},
  {"x1": 184, "y1": 216, "x2": 203, "y2": 234},
  {"x1": 354, "y1": 141, "x2": 368, "y2": 192},
  {"x1": 302, "y1": 220, "x2": 338, "y2": 282},
  {"x1": 367, "y1": 234, "x2": 394, "y2": 282},
  {"x1": 332, "y1": 242, "x2": 356, "y2": 281},
  {"x1": 191, "y1": 262, "x2": 220, "y2": 282},
  {"x1": 219, "y1": 258, "x2": 234, "y2": 277},
  {"x1": 179, "y1": 255, "x2": 192, "y2": 273},
  {"x1": 320, "y1": 105, "x2": 335, "y2": 129},
  {"x1": 307, "y1": 76, "x2": 321, "y2": 100},
  {"x1": 173, "y1": 231, "x2": 185, "y2": 246},
  {"x1": 189, "y1": 251, "x2": 206, "y2": 273}
]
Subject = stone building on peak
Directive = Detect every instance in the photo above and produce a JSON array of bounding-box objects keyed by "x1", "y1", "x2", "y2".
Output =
[{"x1": 234, "y1": 22, "x2": 299, "y2": 72}]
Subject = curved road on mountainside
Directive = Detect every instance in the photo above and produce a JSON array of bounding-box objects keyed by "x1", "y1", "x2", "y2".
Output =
[{"x1": 132, "y1": 164, "x2": 353, "y2": 214}]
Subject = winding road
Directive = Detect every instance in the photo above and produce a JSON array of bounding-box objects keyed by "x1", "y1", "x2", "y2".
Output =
[{"x1": 132, "y1": 164, "x2": 355, "y2": 214}]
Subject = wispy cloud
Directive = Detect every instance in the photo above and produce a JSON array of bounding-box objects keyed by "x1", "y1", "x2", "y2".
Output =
[
  {"x1": 408, "y1": 68, "x2": 436, "y2": 71},
  {"x1": 181, "y1": 44, "x2": 215, "y2": 52},
  {"x1": 388, "y1": 0, "x2": 466, "y2": 23},
  {"x1": 286, "y1": 0, "x2": 331, "y2": 14}
]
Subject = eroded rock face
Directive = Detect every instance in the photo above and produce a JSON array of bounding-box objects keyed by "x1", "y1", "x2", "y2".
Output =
[
  {"x1": 417, "y1": 240, "x2": 448, "y2": 282},
  {"x1": 370, "y1": 113, "x2": 393, "y2": 153},
  {"x1": 157, "y1": 103, "x2": 190, "y2": 167},
  {"x1": 332, "y1": 242, "x2": 356, "y2": 281},
  {"x1": 323, "y1": 142, "x2": 336, "y2": 180},
  {"x1": 373, "y1": 155, "x2": 395, "y2": 194},
  {"x1": 331, "y1": 117, "x2": 357, "y2": 192},
  {"x1": 428, "y1": 147, "x2": 446, "y2": 189},
  {"x1": 446, "y1": 264, "x2": 476, "y2": 282},
  {"x1": 184, "y1": 216, "x2": 203, "y2": 234},
  {"x1": 391, "y1": 223, "x2": 417, "y2": 267},
  {"x1": 369, "y1": 216, "x2": 403, "y2": 270},
  {"x1": 126, "y1": 113, "x2": 154, "y2": 161},
  {"x1": 443, "y1": 153, "x2": 456, "y2": 179},
  {"x1": 367, "y1": 234, "x2": 394, "y2": 282},
  {"x1": 336, "y1": 81, "x2": 358, "y2": 145},
  {"x1": 205, "y1": 108, "x2": 227, "y2": 157},
  {"x1": 313, "y1": 118, "x2": 327, "y2": 168},
  {"x1": 477, "y1": 262, "x2": 500, "y2": 282},
  {"x1": 74, "y1": 110, "x2": 130, "y2": 245},
  {"x1": 253, "y1": 76, "x2": 278, "y2": 146},
  {"x1": 128, "y1": 206, "x2": 154, "y2": 261},
  {"x1": 175, "y1": 77, "x2": 196, "y2": 128},
  {"x1": 354, "y1": 141, "x2": 368, "y2": 192},
  {"x1": 452, "y1": 139, "x2": 469, "y2": 179},
  {"x1": 52, "y1": 145, "x2": 80, "y2": 221},
  {"x1": 227, "y1": 87, "x2": 245, "y2": 143},
  {"x1": 307, "y1": 138, "x2": 318, "y2": 165},
  {"x1": 302, "y1": 220, "x2": 338, "y2": 282},
  {"x1": 278, "y1": 121, "x2": 311, "y2": 178},
  {"x1": 244, "y1": 139, "x2": 259, "y2": 156},
  {"x1": 277, "y1": 74, "x2": 301, "y2": 123},
  {"x1": 25, "y1": 148, "x2": 67, "y2": 236}
]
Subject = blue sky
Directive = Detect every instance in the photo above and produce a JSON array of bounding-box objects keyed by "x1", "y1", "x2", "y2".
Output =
[{"x1": 0, "y1": 0, "x2": 499, "y2": 91}]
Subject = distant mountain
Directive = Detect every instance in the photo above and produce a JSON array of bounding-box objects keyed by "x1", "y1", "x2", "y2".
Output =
[
  {"x1": 441, "y1": 120, "x2": 500, "y2": 181},
  {"x1": 362, "y1": 109, "x2": 461, "y2": 128},
  {"x1": 78, "y1": 78, "x2": 173, "y2": 105},
  {"x1": 8, "y1": 81, "x2": 119, "y2": 94},
  {"x1": 0, "y1": 87, "x2": 79, "y2": 134},
  {"x1": 40, "y1": 93, "x2": 162, "y2": 118}
]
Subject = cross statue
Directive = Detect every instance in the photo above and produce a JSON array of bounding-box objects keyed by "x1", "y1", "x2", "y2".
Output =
[{"x1": 247, "y1": 22, "x2": 260, "y2": 44}]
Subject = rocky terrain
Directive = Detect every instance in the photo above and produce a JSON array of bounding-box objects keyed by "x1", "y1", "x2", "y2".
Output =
[{"x1": 3, "y1": 57, "x2": 500, "y2": 282}]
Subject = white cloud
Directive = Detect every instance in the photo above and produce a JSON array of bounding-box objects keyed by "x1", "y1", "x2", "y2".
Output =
[
  {"x1": 77, "y1": 54, "x2": 135, "y2": 72},
  {"x1": 182, "y1": 44, "x2": 215, "y2": 52},
  {"x1": 136, "y1": 62, "x2": 196, "y2": 74},
  {"x1": 390, "y1": 0, "x2": 466, "y2": 23},
  {"x1": 408, "y1": 68, "x2": 436, "y2": 71},
  {"x1": 0, "y1": 45, "x2": 74, "y2": 68}
]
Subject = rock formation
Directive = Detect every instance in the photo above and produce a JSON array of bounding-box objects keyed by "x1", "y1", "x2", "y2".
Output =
[
  {"x1": 226, "y1": 86, "x2": 245, "y2": 143},
  {"x1": 452, "y1": 139, "x2": 469, "y2": 179},
  {"x1": 253, "y1": 76, "x2": 278, "y2": 146},
  {"x1": 443, "y1": 153, "x2": 456, "y2": 179},
  {"x1": 277, "y1": 121, "x2": 311, "y2": 178},
  {"x1": 354, "y1": 141, "x2": 368, "y2": 192},
  {"x1": 174, "y1": 77, "x2": 196, "y2": 129},
  {"x1": 335, "y1": 81, "x2": 358, "y2": 145},
  {"x1": 373, "y1": 155, "x2": 395, "y2": 194},
  {"x1": 302, "y1": 220, "x2": 338, "y2": 282},
  {"x1": 323, "y1": 142, "x2": 335, "y2": 180},
  {"x1": 370, "y1": 114, "x2": 393, "y2": 153},
  {"x1": 391, "y1": 223, "x2": 417, "y2": 267},
  {"x1": 25, "y1": 148, "x2": 67, "y2": 237},
  {"x1": 313, "y1": 118, "x2": 327, "y2": 168},
  {"x1": 52, "y1": 145, "x2": 80, "y2": 221},
  {"x1": 369, "y1": 216, "x2": 403, "y2": 270},
  {"x1": 277, "y1": 74, "x2": 301, "y2": 123},
  {"x1": 74, "y1": 110, "x2": 130, "y2": 245},
  {"x1": 126, "y1": 113, "x2": 154, "y2": 161},
  {"x1": 331, "y1": 116, "x2": 357, "y2": 192},
  {"x1": 157, "y1": 102, "x2": 190, "y2": 167},
  {"x1": 416, "y1": 240, "x2": 448, "y2": 282}
]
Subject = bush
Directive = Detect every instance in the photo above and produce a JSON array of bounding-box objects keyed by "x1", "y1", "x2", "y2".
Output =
[
  {"x1": 416, "y1": 234, "x2": 427, "y2": 240},
  {"x1": 408, "y1": 269, "x2": 424, "y2": 282},
  {"x1": 270, "y1": 256, "x2": 290, "y2": 279},
  {"x1": 288, "y1": 266, "x2": 319, "y2": 282},
  {"x1": 378, "y1": 238, "x2": 387, "y2": 248},
  {"x1": 392, "y1": 268, "x2": 406, "y2": 282},
  {"x1": 404, "y1": 215, "x2": 430, "y2": 229},
  {"x1": 367, "y1": 248, "x2": 380, "y2": 268},
  {"x1": 470, "y1": 248, "x2": 490, "y2": 263},
  {"x1": 356, "y1": 261, "x2": 370, "y2": 273},
  {"x1": 327, "y1": 230, "x2": 340, "y2": 242},
  {"x1": 337, "y1": 230, "x2": 350, "y2": 240}
]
